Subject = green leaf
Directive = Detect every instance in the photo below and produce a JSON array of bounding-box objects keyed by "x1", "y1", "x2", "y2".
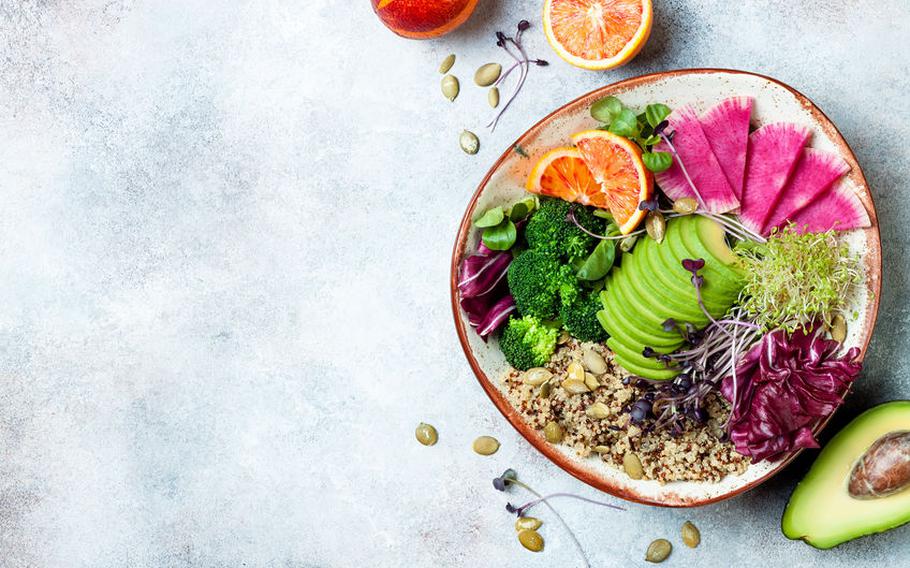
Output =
[
  {"x1": 592, "y1": 209, "x2": 614, "y2": 221},
  {"x1": 608, "y1": 108, "x2": 639, "y2": 138},
  {"x1": 474, "y1": 206, "x2": 504, "y2": 228},
  {"x1": 642, "y1": 134, "x2": 662, "y2": 147},
  {"x1": 508, "y1": 197, "x2": 538, "y2": 221},
  {"x1": 645, "y1": 104, "x2": 672, "y2": 128},
  {"x1": 591, "y1": 96, "x2": 623, "y2": 124},
  {"x1": 642, "y1": 151, "x2": 673, "y2": 173},
  {"x1": 482, "y1": 219, "x2": 517, "y2": 250},
  {"x1": 577, "y1": 239, "x2": 616, "y2": 281}
]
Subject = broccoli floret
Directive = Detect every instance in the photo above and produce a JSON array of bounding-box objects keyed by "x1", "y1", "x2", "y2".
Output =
[
  {"x1": 560, "y1": 292, "x2": 609, "y2": 342},
  {"x1": 507, "y1": 249, "x2": 577, "y2": 319},
  {"x1": 499, "y1": 315, "x2": 558, "y2": 370},
  {"x1": 524, "y1": 199, "x2": 606, "y2": 262}
]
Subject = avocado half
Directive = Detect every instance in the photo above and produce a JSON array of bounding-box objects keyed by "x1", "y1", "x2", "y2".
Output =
[{"x1": 782, "y1": 401, "x2": 910, "y2": 549}]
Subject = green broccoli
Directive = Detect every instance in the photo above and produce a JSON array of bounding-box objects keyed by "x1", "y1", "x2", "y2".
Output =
[
  {"x1": 560, "y1": 292, "x2": 608, "y2": 342},
  {"x1": 524, "y1": 198, "x2": 606, "y2": 262},
  {"x1": 499, "y1": 315, "x2": 558, "y2": 370},
  {"x1": 507, "y1": 249, "x2": 577, "y2": 319}
]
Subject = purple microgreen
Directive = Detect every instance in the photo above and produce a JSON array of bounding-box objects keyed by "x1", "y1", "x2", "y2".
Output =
[
  {"x1": 492, "y1": 468, "x2": 518, "y2": 491},
  {"x1": 638, "y1": 198, "x2": 659, "y2": 212},
  {"x1": 510, "y1": 492, "x2": 625, "y2": 518},
  {"x1": 505, "y1": 502, "x2": 519, "y2": 513},
  {"x1": 535, "y1": 59, "x2": 549, "y2": 66},
  {"x1": 487, "y1": 21, "x2": 547, "y2": 132},
  {"x1": 653, "y1": 119, "x2": 669, "y2": 136},
  {"x1": 517, "y1": 19, "x2": 530, "y2": 31},
  {"x1": 662, "y1": 318, "x2": 677, "y2": 332}
]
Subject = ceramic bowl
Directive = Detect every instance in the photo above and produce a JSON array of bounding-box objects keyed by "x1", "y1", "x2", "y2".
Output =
[{"x1": 450, "y1": 69, "x2": 881, "y2": 507}]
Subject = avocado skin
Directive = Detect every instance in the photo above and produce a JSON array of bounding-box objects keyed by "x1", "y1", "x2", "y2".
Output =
[{"x1": 781, "y1": 401, "x2": 910, "y2": 549}]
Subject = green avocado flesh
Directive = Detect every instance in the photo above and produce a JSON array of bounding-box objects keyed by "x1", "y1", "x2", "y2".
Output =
[
  {"x1": 597, "y1": 216, "x2": 743, "y2": 381},
  {"x1": 782, "y1": 401, "x2": 910, "y2": 549}
]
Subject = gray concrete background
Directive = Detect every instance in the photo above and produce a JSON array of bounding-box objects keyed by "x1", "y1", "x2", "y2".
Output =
[{"x1": 0, "y1": 1, "x2": 908, "y2": 566}]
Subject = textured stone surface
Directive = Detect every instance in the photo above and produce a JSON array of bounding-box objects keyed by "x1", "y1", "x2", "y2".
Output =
[{"x1": 0, "y1": 1, "x2": 908, "y2": 566}]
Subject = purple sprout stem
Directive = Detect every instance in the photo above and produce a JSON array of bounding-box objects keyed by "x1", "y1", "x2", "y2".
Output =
[
  {"x1": 659, "y1": 134, "x2": 707, "y2": 209},
  {"x1": 568, "y1": 207, "x2": 646, "y2": 240},
  {"x1": 507, "y1": 480, "x2": 591, "y2": 568},
  {"x1": 514, "y1": 493, "x2": 626, "y2": 517}
]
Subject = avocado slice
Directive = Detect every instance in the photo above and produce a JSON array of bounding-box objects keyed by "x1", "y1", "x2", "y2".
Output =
[
  {"x1": 598, "y1": 287, "x2": 683, "y2": 349},
  {"x1": 606, "y1": 337, "x2": 677, "y2": 373},
  {"x1": 630, "y1": 237, "x2": 717, "y2": 322},
  {"x1": 782, "y1": 401, "x2": 910, "y2": 549},
  {"x1": 608, "y1": 342, "x2": 680, "y2": 380},
  {"x1": 665, "y1": 217, "x2": 742, "y2": 303},
  {"x1": 672, "y1": 216, "x2": 744, "y2": 294},
  {"x1": 608, "y1": 266, "x2": 692, "y2": 342}
]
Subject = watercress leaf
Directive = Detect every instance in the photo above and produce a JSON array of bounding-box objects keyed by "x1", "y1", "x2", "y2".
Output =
[
  {"x1": 482, "y1": 219, "x2": 517, "y2": 250},
  {"x1": 645, "y1": 104, "x2": 672, "y2": 128},
  {"x1": 608, "y1": 108, "x2": 639, "y2": 138},
  {"x1": 643, "y1": 151, "x2": 673, "y2": 173},
  {"x1": 577, "y1": 239, "x2": 616, "y2": 281},
  {"x1": 509, "y1": 197, "x2": 538, "y2": 221},
  {"x1": 591, "y1": 96, "x2": 623, "y2": 124},
  {"x1": 592, "y1": 209, "x2": 614, "y2": 221},
  {"x1": 475, "y1": 206, "x2": 504, "y2": 228},
  {"x1": 643, "y1": 134, "x2": 662, "y2": 147}
]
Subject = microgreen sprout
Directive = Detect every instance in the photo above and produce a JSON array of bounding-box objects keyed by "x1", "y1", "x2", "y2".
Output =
[
  {"x1": 567, "y1": 205, "x2": 646, "y2": 240},
  {"x1": 488, "y1": 21, "x2": 548, "y2": 132}
]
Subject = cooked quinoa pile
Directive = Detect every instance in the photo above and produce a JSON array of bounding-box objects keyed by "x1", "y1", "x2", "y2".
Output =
[{"x1": 502, "y1": 339, "x2": 750, "y2": 483}]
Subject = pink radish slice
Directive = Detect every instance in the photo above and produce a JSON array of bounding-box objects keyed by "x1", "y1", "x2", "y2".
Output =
[
  {"x1": 654, "y1": 105, "x2": 740, "y2": 213},
  {"x1": 739, "y1": 122, "x2": 812, "y2": 234},
  {"x1": 790, "y1": 183, "x2": 871, "y2": 233},
  {"x1": 700, "y1": 97, "x2": 753, "y2": 200},
  {"x1": 762, "y1": 148, "x2": 850, "y2": 234}
]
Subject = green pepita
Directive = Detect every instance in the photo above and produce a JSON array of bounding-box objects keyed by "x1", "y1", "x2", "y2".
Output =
[
  {"x1": 459, "y1": 130, "x2": 479, "y2": 155},
  {"x1": 543, "y1": 420, "x2": 564, "y2": 443},
  {"x1": 523, "y1": 367, "x2": 553, "y2": 386},
  {"x1": 515, "y1": 517, "x2": 543, "y2": 531},
  {"x1": 583, "y1": 348, "x2": 608, "y2": 374},
  {"x1": 474, "y1": 62, "x2": 502, "y2": 86},
  {"x1": 681, "y1": 521, "x2": 701, "y2": 548},
  {"x1": 438, "y1": 53, "x2": 456, "y2": 74},
  {"x1": 441, "y1": 74, "x2": 459, "y2": 101},
  {"x1": 831, "y1": 314, "x2": 847, "y2": 343},
  {"x1": 518, "y1": 529, "x2": 544, "y2": 552},
  {"x1": 472, "y1": 435, "x2": 500, "y2": 456},
  {"x1": 620, "y1": 234, "x2": 638, "y2": 252},
  {"x1": 586, "y1": 402, "x2": 610, "y2": 419},
  {"x1": 561, "y1": 379, "x2": 589, "y2": 394},
  {"x1": 415, "y1": 422, "x2": 438, "y2": 446},
  {"x1": 623, "y1": 452, "x2": 644, "y2": 479},
  {"x1": 672, "y1": 197, "x2": 699, "y2": 215},
  {"x1": 646, "y1": 211, "x2": 666, "y2": 243},
  {"x1": 488, "y1": 87, "x2": 500, "y2": 108},
  {"x1": 645, "y1": 539, "x2": 672, "y2": 563},
  {"x1": 539, "y1": 381, "x2": 552, "y2": 399}
]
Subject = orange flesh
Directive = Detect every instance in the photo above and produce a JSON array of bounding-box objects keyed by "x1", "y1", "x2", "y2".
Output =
[
  {"x1": 548, "y1": 0, "x2": 644, "y2": 59},
  {"x1": 575, "y1": 137, "x2": 644, "y2": 225},
  {"x1": 535, "y1": 153, "x2": 603, "y2": 206}
]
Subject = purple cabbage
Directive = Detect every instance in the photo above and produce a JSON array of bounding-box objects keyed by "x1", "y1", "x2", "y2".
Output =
[
  {"x1": 458, "y1": 246, "x2": 515, "y2": 340},
  {"x1": 721, "y1": 327, "x2": 862, "y2": 463}
]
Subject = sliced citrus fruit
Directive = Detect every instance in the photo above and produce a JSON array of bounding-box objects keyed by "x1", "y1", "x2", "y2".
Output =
[
  {"x1": 543, "y1": 0, "x2": 652, "y2": 70},
  {"x1": 525, "y1": 146, "x2": 608, "y2": 208},
  {"x1": 570, "y1": 129, "x2": 653, "y2": 234}
]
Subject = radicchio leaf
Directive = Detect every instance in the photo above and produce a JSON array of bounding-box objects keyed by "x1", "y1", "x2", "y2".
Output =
[{"x1": 458, "y1": 245, "x2": 514, "y2": 340}]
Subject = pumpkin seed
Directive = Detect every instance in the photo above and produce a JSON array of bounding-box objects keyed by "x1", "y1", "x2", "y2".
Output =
[
  {"x1": 488, "y1": 87, "x2": 500, "y2": 108},
  {"x1": 557, "y1": 330, "x2": 571, "y2": 344},
  {"x1": 672, "y1": 197, "x2": 698, "y2": 215},
  {"x1": 831, "y1": 314, "x2": 847, "y2": 343},
  {"x1": 518, "y1": 529, "x2": 544, "y2": 552},
  {"x1": 562, "y1": 379, "x2": 589, "y2": 394},
  {"x1": 472, "y1": 435, "x2": 500, "y2": 455},
  {"x1": 645, "y1": 539, "x2": 672, "y2": 563},
  {"x1": 620, "y1": 234, "x2": 638, "y2": 252},
  {"x1": 623, "y1": 452, "x2": 644, "y2": 479},
  {"x1": 584, "y1": 372, "x2": 600, "y2": 391},
  {"x1": 459, "y1": 130, "x2": 479, "y2": 155},
  {"x1": 415, "y1": 422, "x2": 438, "y2": 446},
  {"x1": 681, "y1": 521, "x2": 701, "y2": 548},
  {"x1": 646, "y1": 211, "x2": 666, "y2": 243},
  {"x1": 539, "y1": 381, "x2": 552, "y2": 399},
  {"x1": 583, "y1": 349, "x2": 608, "y2": 374},
  {"x1": 474, "y1": 62, "x2": 502, "y2": 86},
  {"x1": 523, "y1": 367, "x2": 553, "y2": 386},
  {"x1": 566, "y1": 361, "x2": 585, "y2": 383},
  {"x1": 543, "y1": 420, "x2": 564, "y2": 443},
  {"x1": 438, "y1": 53, "x2": 456, "y2": 74},
  {"x1": 586, "y1": 402, "x2": 610, "y2": 419},
  {"x1": 593, "y1": 445, "x2": 611, "y2": 454},
  {"x1": 515, "y1": 517, "x2": 543, "y2": 531},
  {"x1": 441, "y1": 74, "x2": 459, "y2": 101}
]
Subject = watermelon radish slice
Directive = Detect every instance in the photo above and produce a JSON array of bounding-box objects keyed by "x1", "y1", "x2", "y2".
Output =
[
  {"x1": 738, "y1": 123, "x2": 812, "y2": 233},
  {"x1": 700, "y1": 97, "x2": 753, "y2": 200},
  {"x1": 762, "y1": 148, "x2": 850, "y2": 234},
  {"x1": 654, "y1": 105, "x2": 739, "y2": 213},
  {"x1": 789, "y1": 183, "x2": 870, "y2": 233}
]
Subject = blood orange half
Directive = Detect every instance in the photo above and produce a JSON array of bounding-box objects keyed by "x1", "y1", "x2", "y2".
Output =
[
  {"x1": 526, "y1": 147, "x2": 606, "y2": 207},
  {"x1": 543, "y1": 0, "x2": 652, "y2": 70}
]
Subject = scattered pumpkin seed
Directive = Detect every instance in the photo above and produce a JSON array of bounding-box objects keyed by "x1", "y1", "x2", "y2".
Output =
[
  {"x1": 415, "y1": 422, "x2": 438, "y2": 446},
  {"x1": 645, "y1": 539, "x2": 672, "y2": 563},
  {"x1": 523, "y1": 367, "x2": 553, "y2": 386},
  {"x1": 515, "y1": 517, "x2": 543, "y2": 531},
  {"x1": 584, "y1": 372, "x2": 600, "y2": 391},
  {"x1": 518, "y1": 529, "x2": 544, "y2": 552},
  {"x1": 623, "y1": 452, "x2": 644, "y2": 479},
  {"x1": 582, "y1": 349, "x2": 608, "y2": 374},
  {"x1": 488, "y1": 87, "x2": 500, "y2": 108},
  {"x1": 646, "y1": 211, "x2": 666, "y2": 243},
  {"x1": 586, "y1": 402, "x2": 610, "y2": 419},
  {"x1": 474, "y1": 62, "x2": 502, "y2": 86},
  {"x1": 438, "y1": 53, "x2": 456, "y2": 74},
  {"x1": 593, "y1": 445, "x2": 611, "y2": 454},
  {"x1": 539, "y1": 381, "x2": 552, "y2": 399},
  {"x1": 672, "y1": 197, "x2": 698, "y2": 215},
  {"x1": 472, "y1": 435, "x2": 500, "y2": 455},
  {"x1": 543, "y1": 420, "x2": 564, "y2": 443},
  {"x1": 681, "y1": 521, "x2": 701, "y2": 548},
  {"x1": 566, "y1": 361, "x2": 585, "y2": 383},
  {"x1": 459, "y1": 130, "x2": 479, "y2": 155},
  {"x1": 831, "y1": 314, "x2": 847, "y2": 343},
  {"x1": 561, "y1": 379, "x2": 589, "y2": 394},
  {"x1": 441, "y1": 74, "x2": 459, "y2": 101}
]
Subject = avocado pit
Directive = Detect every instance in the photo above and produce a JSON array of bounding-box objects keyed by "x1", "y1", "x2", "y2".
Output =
[{"x1": 848, "y1": 430, "x2": 910, "y2": 499}]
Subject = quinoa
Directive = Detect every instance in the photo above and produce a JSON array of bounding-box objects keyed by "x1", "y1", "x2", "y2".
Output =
[{"x1": 502, "y1": 339, "x2": 750, "y2": 483}]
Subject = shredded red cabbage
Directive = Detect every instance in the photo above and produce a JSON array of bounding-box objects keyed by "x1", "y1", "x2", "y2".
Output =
[
  {"x1": 458, "y1": 246, "x2": 514, "y2": 340},
  {"x1": 721, "y1": 327, "x2": 862, "y2": 462}
]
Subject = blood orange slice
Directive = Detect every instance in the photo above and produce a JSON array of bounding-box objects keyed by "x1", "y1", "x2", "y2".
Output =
[
  {"x1": 526, "y1": 147, "x2": 604, "y2": 207},
  {"x1": 570, "y1": 130, "x2": 653, "y2": 234},
  {"x1": 543, "y1": 0, "x2": 653, "y2": 70}
]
